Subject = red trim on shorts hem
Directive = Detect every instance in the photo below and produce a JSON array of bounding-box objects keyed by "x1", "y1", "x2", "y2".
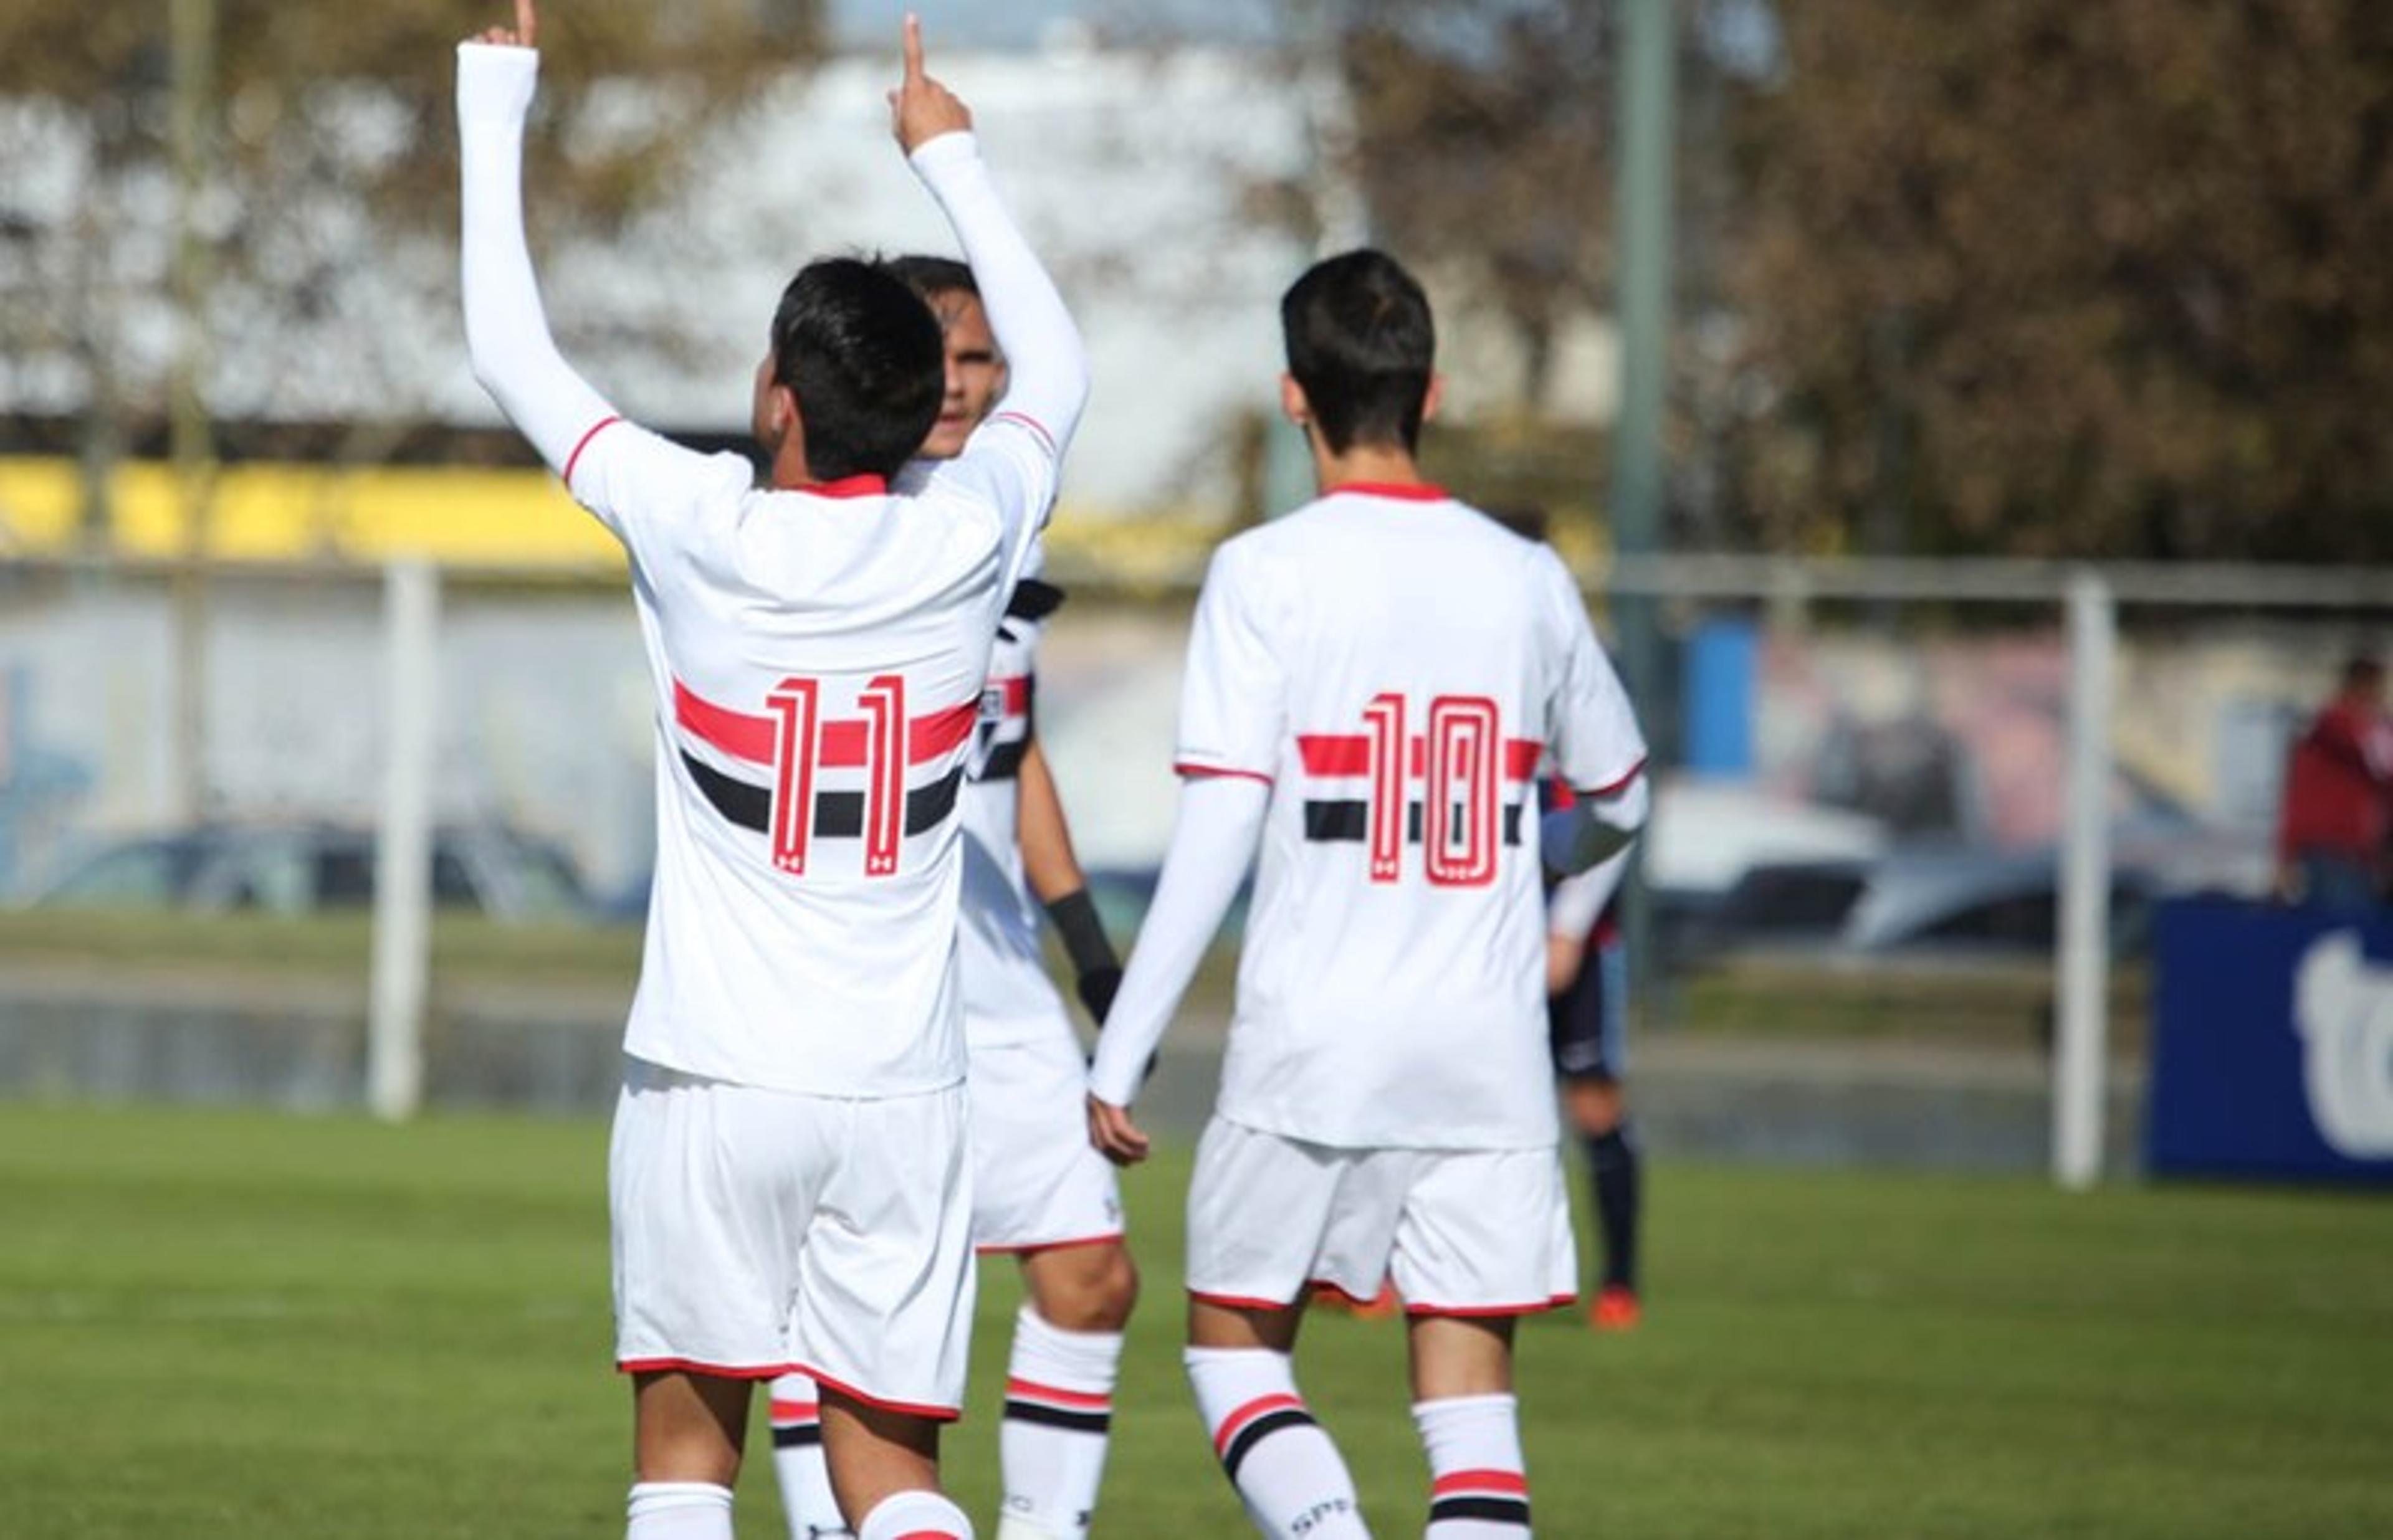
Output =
[
  {"x1": 1175, "y1": 761, "x2": 1274, "y2": 785},
  {"x1": 1403, "y1": 1294, "x2": 1578, "y2": 1319},
  {"x1": 974, "y1": 1230, "x2": 1125, "y2": 1257},
  {"x1": 619, "y1": 1356, "x2": 790, "y2": 1381},
  {"x1": 791, "y1": 1362, "x2": 963, "y2": 1424},
  {"x1": 563, "y1": 415, "x2": 624, "y2": 487},
  {"x1": 1306, "y1": 1278, "x2": 1384, "y2": 1308},
  {"x1": 1575, "y1": 758, "x2": 1649, "y2": 800},
  {"x1": 1188, "y1": 1288, "x2": 1299, "y2": 1312}
]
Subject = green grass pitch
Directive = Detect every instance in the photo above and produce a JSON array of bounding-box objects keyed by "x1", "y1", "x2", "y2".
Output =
[{"x1": 2, "y1": 1103, "x2": 2389, "y2": 1538}]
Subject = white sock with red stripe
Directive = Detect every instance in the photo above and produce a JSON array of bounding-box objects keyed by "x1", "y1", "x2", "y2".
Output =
[
  {"x1": 856, "y1": 1490, "x2": 974, "y2": 1540},
  {"x1": 627, "y1": 1481, "x2": 734, "y2": 1540},
  {"x1": 769, "y1": 1373, "x2": 853, "y2": 1540},
  {"x1": 1413, "y1": 1394, "x2": 1532, "y2": 1535},
  {"x1": 1185, "y1": 1346, "x2": 1368, "y2": 1540},
  {"x1": 996, "y1": 1304, "x2": 1122, "y2": 1539}
]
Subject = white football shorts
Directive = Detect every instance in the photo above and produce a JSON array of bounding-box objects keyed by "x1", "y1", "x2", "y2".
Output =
[
  {"x1": 609, "y1": 1056, "x2": 977, "y2": 1419},
  {"x1": 966, "y1": 1029, "x2": 1125, "y2": 1253},
  {"x1": 1185, "y1": 1116, "x2": 1579, "y2": 1316}
]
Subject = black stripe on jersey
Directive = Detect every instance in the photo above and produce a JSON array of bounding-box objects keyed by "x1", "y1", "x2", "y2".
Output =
[
  {"x1": 680, "y1": 754, "x2": 967, "y2": 842},
  {"x1": 770, "y1": 1422, "x2": 823, "y2": 1450},
  {"x1": 1428, "y1": 1495, "x2": 1531, "y2": 1528},
  {"x1": 1002, "y1": 1399, "x2": 1112, "y2": 1435},
  {"x1": 980, "y1": 736, "x2": 1028, "y2": 782},
  {"x1": 684, "y1": 752, "x2": 773, "y2": 830},
  {"x1": 1221, "y1": 1409, "x2": 1316, "y2": 1483},
  {"x1": 1301, "y1": 801, "x2": 1528, "y2": 848}
]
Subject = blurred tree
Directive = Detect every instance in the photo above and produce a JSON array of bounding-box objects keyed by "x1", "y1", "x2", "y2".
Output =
[
  {"x1": 0, "y1": 0, "x2": 818, "y2": 514},
  {"x1": 1723, "y1": 0, "x2": 2393, "y2": 562},
  {"x1": 1278, "y1": 1, "x2": 1751, "y2": 544},
  {"x1": 1328, "y1": 0, "x2": 1616, "y2": 411}
]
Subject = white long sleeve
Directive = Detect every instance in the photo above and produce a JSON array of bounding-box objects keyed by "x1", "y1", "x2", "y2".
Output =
[
  {"x1": 1086, "y1": 774, "x2": 1269, "y2": 1108},
  {"x1": 907, "y1": 133, "x2": 1089, "y2": 454},
  {"x1": 1549, "y1": 847, "x2": 1632, "y2": 941},
  {"x1": 1542, "y1": 771, "x2": 1649, "y2": 878},
  {"x1": 457, "y1": 44, "x2": 617, "y2": 476}
]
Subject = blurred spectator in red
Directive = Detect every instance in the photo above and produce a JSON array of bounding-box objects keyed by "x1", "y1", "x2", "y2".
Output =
[{"x1": 2276, "y1": 656, "x2": 2393, "y2": 914}]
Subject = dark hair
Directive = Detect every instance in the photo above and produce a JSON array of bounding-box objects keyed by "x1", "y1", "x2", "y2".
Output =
[
  {"x1": 879, "y1": 254, "x2": 978, "y2": 303},
  {"x1": 769, "y1": 257, "x2": 944, "y2": 481},
  {"x1": 1281, "y1": 249, "x2": 1436, "y2": 454},
  {"x1": 2343, "y1": 655, "x2": 2385, "y2": 692}
]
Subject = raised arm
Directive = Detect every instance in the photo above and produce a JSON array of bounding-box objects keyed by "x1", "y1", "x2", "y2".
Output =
[
  {"x1": 457, "y1": 1, "x2": 617, "y2": 477},
  {"x1": 892, "y1": 20, "x2": 1089, "y2": 462}
]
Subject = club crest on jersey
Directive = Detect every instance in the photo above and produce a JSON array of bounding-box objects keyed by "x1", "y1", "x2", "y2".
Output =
[
  {"x1": 670, "y1": 673, "x2": 977, "y2": 877},
  {"x1": 972, "y1": 673, "x2": 1034, "y2": 784}
]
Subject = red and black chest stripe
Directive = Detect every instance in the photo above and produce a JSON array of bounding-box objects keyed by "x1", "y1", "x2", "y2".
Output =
[
  {"x1": 1296, "y1": 694, "x2": 1545, "y2": 888},
  {"x1": 674, "y1": 675, "x2": 977, "y2": 877}
]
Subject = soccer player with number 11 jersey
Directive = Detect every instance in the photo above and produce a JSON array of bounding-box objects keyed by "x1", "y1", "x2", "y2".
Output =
[
  {"x1": 461, "y1": 6, "x2": 1083, "y2": 1538},
  {"x1": 1088, "y1": 250, "x2": 1650, "y2": 1539}
]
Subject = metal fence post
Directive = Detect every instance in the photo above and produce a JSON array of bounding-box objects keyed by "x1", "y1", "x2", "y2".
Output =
[
  {"x1": 369, "y1": 558, "x2": 439, "y2": 1121},
  {"x1": 2054, "y1": 570, "x2": 2117, "y2": 1189}
]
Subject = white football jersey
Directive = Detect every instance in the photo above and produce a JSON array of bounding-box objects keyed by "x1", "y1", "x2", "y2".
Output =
[
  {"x1": 1177, "y1": 483, "x2": 1646, "y2": 1148},
  {"x1": 572, "y1": 411, "x2": 1058, "y2": 1096},
  {"x1": 953, "y1": 574, "x2": 1079, "y2": 1047}
]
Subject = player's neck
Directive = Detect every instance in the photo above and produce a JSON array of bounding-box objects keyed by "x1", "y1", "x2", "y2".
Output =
[{"x1": 1310, "y1": 440, "x2": 1427, "y2": 497}]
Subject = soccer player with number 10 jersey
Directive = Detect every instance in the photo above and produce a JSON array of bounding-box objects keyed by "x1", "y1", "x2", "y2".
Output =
[{"x1": 1087, "y1": 250, "x2": 1650, "y2": 1539}]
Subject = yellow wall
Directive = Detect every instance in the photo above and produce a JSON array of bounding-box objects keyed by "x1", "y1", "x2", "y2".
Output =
[{"x1": 0, "y1": 457, "x2": 625, "y2": 568}]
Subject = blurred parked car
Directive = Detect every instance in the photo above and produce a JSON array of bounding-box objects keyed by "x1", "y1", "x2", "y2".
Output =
[
  {"x1": 22, "y1": 822, "x2": 591, "y2": 923},
  {"x1": 1684, "y1": 827, "x2": 2269, "y2": 967}
]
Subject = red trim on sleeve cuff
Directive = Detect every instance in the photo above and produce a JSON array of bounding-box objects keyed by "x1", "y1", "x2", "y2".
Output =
[
  {"x1": 1575, "y1": 757, "x2": 1648, "y2": 800},
  {"x1": 562, "y1": 415, "x2": 624, "y2": 487},
  {"x1": 991, "y1": 411, "x2": 1058, "y2": 458},
  {"x1": 1176, "y1": 761, "x2": 1274, "y2": 785}
]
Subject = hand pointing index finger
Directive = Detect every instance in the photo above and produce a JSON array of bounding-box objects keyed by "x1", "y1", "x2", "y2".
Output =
[
  {"x1": 515, "y1": 0, "x2": 537, "y2": 47},
  {"x1": 902, "y1": 12, "x2": 925, "y2": 86}
]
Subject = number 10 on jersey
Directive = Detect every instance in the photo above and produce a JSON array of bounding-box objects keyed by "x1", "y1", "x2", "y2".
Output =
[{"x1": 1362, "y1": 692, "x2": 1502, "y2": 888}]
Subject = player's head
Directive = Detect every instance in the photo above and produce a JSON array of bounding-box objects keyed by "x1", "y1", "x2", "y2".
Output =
[
  {"x1": 1279, "y1": 249, "x2": 1440, "y2": 455},
  {"x1": 2340, "y1": 655, "x2": 2386, "y2": 704},
  {"x1": 752, "y1": 257, "x2": 945, "y2": 483},
  {"x1": 880, "y1": 255, "x2": 1006, "y2": 461}
]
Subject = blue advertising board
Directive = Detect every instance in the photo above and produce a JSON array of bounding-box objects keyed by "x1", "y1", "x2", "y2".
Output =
[{"x1": 2147, "y1": 896, "x2": 2393, "y2": 1183}]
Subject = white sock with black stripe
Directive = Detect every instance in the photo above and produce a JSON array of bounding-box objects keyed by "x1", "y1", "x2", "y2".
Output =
[
  {"x1": 1185, "y1": 1346, "x2": 1368, "y2": 1539},
  {"x1": 768, "y1": 1373, "x2": 853, "y2": 1540},
  {"x1": 996, "y1": 1304, "x2": 1122, "y2": 1539},
  {"x1": 1413, "y1": 1394, "x2": 1532, "y2": 1535}
]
